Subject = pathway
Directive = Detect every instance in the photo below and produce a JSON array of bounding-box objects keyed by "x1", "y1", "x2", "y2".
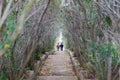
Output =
[{"x1": 37, "y1": 51, "x2": 78, "y2": 80}]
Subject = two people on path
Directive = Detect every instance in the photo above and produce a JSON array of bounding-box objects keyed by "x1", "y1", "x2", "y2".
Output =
[{"x1": 56, "y1": 43, "x2": 64, "y2": 51}]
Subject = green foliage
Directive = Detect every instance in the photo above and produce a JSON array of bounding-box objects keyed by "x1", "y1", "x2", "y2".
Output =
[
  {"x1": 83, "y1": 0, "x2": 91, "y2": 3},
  {"x1": 6, "y1": 12, "x2": 16, "y2": 33},
  {"x1": 0, "y1": 77, "x2": 6, "y2": 80},
  {"x1": 89, "y1": 42, "x2": 119, "y2": 79},
  {"x1": 105, "y1": 16, "x2": 111, "y2": 25},
  {"x1": 0, "y1": 42, "x2": 2, "y2": 49},
  {"x1": 0, "y1": 12, "x2": 16, "y2": 50},
  {"x1": 89, "y1": 42, "x2": 118, "y2": 59},
  {"x1": 0, "y1": 12, "x2": 16, "y2": 79},
  {"x1": 86, "y1": 64, "x2": 91, "y2": 70},
  {"x1": 34, "y1": 52, "x2": 43, "y2": 59},
  {"x1": 0, "y1": 68, "x2": 8, "y2": 80}
]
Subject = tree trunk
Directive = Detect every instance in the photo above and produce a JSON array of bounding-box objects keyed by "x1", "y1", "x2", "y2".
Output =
[
  {"x1": 107, "y1": 57, "x2": 112, "y2": 80},
  {"x1": 0, "y1": 0, "x2": 3, "y2": 18},
  {"x1": 119, "y1": 68, "x2": 120, "y2": 80}
]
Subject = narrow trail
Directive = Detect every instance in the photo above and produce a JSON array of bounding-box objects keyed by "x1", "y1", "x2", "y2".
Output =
[{"x1": 37, "y1": 51, "x2": 78, "y2": 80}]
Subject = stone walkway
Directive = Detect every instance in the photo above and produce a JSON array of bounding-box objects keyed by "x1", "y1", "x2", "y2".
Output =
[{"x1": 37, "y1": 51, "x2": 78, "y2": 80}]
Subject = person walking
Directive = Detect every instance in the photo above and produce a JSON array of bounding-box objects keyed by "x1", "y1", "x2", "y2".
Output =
[
  {"x1": 56, "y1": 43, "x2": 60, "y2": 51},
  {"x1": 60, "y1": 43, "x2": 64, "y2": 51}
]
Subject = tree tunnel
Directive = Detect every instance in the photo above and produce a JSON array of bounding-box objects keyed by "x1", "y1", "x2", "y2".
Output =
[{"x1": 0, "y1": 0, "x2": 120, "y2": 80}]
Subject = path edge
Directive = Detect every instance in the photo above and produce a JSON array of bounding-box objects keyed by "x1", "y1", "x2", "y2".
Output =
[{"x1": 65, "y1": 49, "x2": 84, "y2": 80}]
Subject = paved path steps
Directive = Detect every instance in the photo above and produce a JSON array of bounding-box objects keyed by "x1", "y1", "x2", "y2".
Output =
[{"x1": 37, "y1": 51, "x2": 78, "y2": 80}]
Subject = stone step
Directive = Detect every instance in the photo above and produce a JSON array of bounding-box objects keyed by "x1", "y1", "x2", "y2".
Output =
[{"x1": 37, "y1": 76, "x2": 78, "y2": 80}]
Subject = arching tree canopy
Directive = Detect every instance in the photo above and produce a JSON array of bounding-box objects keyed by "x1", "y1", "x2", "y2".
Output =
[{"x1": 0, "y1": 0, "x2": 120, "y2": 80}]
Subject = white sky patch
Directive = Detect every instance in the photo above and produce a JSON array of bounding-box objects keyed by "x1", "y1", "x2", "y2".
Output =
[
  {"x1": 58, "y1": 31, "x2": 63, "y2": 43},
  {"x1": 54, "y1": 30, "x2": 65, "y2": 50}
]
